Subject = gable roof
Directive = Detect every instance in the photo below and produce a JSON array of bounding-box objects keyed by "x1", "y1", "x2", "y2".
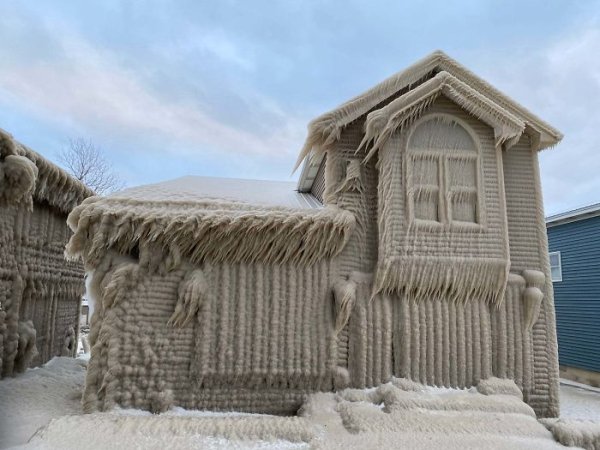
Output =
[
  {"x1": 296, "y1": 50, "x2": 563, "y2": 190},
  {"x1": 359, "y1": 70, "x2": 527, "y2": 162}
]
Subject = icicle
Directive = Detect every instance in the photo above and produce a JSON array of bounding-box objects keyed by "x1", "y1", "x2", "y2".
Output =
[
  {"x1": 521, "y1": 270, "x2": 545, "y2": 331},
  {"x1": 168, "y1": 269, "x2": 207, "y2": 327},
  {"x1": 333, "y1": 279, "x2": 357, "y2": 335},
  {"x1": 358, "y1": 71, "x2": 526, "y2": 164},
  {"x1": 102, "y1": 263, "x2": 139, "y2": 310},
  {"x1": 335, "y1": 159, "x2": 364, "y2": 194},
  {"x1": 373, "y1": 256, "x2": 509, "y2": 306},
  {"x1": 66, "y1": 200, "x2": 355, "y2": 268},
  {"x1": 165, "y1": 242, "x2": 182, "y2": 272}
]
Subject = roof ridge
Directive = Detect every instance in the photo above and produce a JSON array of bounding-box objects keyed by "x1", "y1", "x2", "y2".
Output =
[{"x1": 295, "y1": 50, "x2": 562, "y2": 172}]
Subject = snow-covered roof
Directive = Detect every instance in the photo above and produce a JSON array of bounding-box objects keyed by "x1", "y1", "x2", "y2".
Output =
[
  {"x1": 66, "y1": 176, "x2": 353, "y2": 268},
  {"x1": 117, "y1": 176, "x2": 322, "y2": 209}
]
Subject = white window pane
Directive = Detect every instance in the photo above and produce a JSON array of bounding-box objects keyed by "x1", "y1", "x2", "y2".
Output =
[{"x1": 551, "y1": 267, "x2": 562, "y2": 282}]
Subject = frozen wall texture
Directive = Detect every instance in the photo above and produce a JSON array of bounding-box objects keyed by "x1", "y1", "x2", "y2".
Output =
[
  {"x1": 73, "y1": 51, "x2": 562, "y2": 418},
  {"x1": 0, "y1": 130, "x2": 92, "y2": 377},
  {"x1": 502, "y1": 135, "x2": 560, "y2": 417},
  {"x1": 82, "y1": 258, "x2": 341, "y2": 414},
  {"x1": 319, "y1": 95, "x2": 559, "y2": 417}
]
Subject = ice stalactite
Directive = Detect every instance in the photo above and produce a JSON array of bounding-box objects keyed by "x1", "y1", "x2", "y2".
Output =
[
  {"x1": 14, "y1": 320, "x2": 37, "y2": 373},
  {"x1": 168, "y1": 269, "x2": 207, "y2": 327},
  {"x1": 522, "y1": 270, "x2": 545, "y2": 331},
  {"x1": 66, "y1": 198, "x2": 355, "y2": 268},
  {"x1": 336, "y1": 159, "x2": 364, "y2": 194},
  {"x1": 333, "y1": 278, "x2": 357, "y2": 335}
]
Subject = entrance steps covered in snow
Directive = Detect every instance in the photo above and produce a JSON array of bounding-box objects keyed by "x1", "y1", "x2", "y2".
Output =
[{"x1": 19, "y1": 376, "x2": 600, "y2": 449}]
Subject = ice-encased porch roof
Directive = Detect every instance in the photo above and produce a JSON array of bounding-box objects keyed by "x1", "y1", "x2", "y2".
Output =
[
  {"x1": 66, "y1": 176, "x2": 353, "y2": 268},
  {"x1": 117, "y1": 176, "x2": 322, "y2": 209}
]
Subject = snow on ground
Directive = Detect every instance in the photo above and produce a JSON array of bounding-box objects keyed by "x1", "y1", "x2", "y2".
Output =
[
  {"x1": 2, "y1": 356, "x2": 600, "y2": 449},
  {"x1": 0, "y1": 357, "x2": 86, "y2": 449},
  {"x1": 13, "y1": 414, "x2": 311, "y2": 450},
  {"x1": 560, "y1": 382, "x2": 600, "y2": 420}
]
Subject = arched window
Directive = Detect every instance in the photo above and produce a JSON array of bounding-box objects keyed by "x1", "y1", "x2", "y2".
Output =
[{"x1": 406, "y1": 114, "x2": 481, "y2": 227}]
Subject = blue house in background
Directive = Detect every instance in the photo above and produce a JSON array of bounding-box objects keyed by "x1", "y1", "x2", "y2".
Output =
[{"x1": 546, "y1": 203, "x2": 600, "y2": 386}]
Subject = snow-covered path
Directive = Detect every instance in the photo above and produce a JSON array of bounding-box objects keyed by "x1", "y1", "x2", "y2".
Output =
[
  {"x1": 0, "y1": 357, "x2": 86, "y2": 449},
  {"x1": 1, "y1": 357, "x2": 600, "y2": 449}
]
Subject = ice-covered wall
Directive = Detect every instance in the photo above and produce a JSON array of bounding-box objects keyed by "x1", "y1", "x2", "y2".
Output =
[
  {"x1": 0, "y1": 130, "x2": 89, "y2": 377},
  {"x1": 1, "y1": 205, "x2": 85, "y2": 377},
  {"x1": 83, "y1": 254, "x2": 339, "y2": 414},
  {"x1": 326, "y1": 96, "x2": 559, "y2": 417},
  {"x1": 74, "y1": 76, "x2": 559, "y2": 418}
]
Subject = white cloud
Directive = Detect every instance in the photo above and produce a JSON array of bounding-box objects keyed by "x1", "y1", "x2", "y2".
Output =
[
  {"x1": 0, "y1": 24, "x2": 304, "y2": 163},
  {"x1": 470, "y1": 21, "x2": 600, "y2": 215},
  {"x1": 195, "y1": 32, "x2": 256, "y2": 71}
]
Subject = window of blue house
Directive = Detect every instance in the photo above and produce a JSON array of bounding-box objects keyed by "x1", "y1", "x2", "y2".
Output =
[{"x1": 549, "y1": 251, "x2": 562, "y2": 282}]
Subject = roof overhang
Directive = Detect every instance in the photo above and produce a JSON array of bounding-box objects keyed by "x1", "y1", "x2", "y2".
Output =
[
  {"x1": 296, "y1": 50, "x2": 563, "y2": 192},
  {"x1": 546, "y1": 203, "x2": 600, "y2": 227},
  {"x1": 360, "y1": 71, "x2": 527, "y2": 163},
  {"x1": 0, "y1": 128, "x2": 94, "y2": 212}
]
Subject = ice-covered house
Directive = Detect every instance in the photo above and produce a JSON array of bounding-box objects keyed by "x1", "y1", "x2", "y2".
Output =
[
  {"x1": 67, "y1": 51, "x2": 562, "y2": 418},
  {"x1": 0, "y1": 130, "x2": 93, "y2": 377}
]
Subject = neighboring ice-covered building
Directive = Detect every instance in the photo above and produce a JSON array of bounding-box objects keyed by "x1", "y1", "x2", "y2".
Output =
[
  {"x1": 67, "y1": 51, "x2": 563, "y2": 417},
  {"x1": 0, "y1": 130, "x2": 93, "y2": 377}
]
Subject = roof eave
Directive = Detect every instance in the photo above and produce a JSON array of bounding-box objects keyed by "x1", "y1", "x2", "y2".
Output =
[
  {"x1": 296, "y1": 50, "x2": 563, "y2": 182},
  {"x1": 546, "y1": 203, "x2": 600, "y2": 227}
]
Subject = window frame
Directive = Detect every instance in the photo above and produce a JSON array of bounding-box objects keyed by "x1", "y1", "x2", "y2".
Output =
[
  {"x1": 405, "y1": 113, "x2": 484, "y2": 230},
  {"x1": 549, "y1": 251, "x2": 562, "y2": 282}
]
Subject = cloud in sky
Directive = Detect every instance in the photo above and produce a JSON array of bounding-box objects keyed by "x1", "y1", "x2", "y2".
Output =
[
  {"x1": 466, "y1": 17, "x2": 600, "y2": 215},
  {"x1": 0, "y1": 0, "x2": 599, "y2": 213},
  {"x1": 0, "y1": 7, "x2": 305, "y2": 154}
]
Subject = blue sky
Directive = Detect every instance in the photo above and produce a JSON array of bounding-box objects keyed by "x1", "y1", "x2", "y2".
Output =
[{"x1": 1, "y1": 0, "x2": 599, "y2": 215}]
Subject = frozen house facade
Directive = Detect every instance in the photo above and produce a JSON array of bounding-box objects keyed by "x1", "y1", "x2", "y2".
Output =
[
  {"x1": 0, "y1": 130, "x2": 93, "y2": 377},
  {"x1": 68, "y1": 51, "x2": 562, "y2": 418}
]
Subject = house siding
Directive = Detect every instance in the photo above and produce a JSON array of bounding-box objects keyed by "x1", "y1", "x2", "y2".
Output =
[
  {"x1": 502, "y1": 137, "x2": 559, "y2": 417},
  {"x1": 547, "y1": 215, "x2": 600, "y2": 373},
  {"x1": 328, "y1": 96, "x2": 558, "y2": 417},
  {"x1": 1, "y1": 201, "x2": 85, "y2": 377}
]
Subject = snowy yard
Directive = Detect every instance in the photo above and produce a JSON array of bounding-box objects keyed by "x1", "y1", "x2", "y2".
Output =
[
  {"x1": 560, "y1": 381, "x2": 600, "y2": 421},
  {"x1": 1, "y1": 357, "x2": 599, "y2": 449},
  {"x1": 0, "y1": 357, "x2": 87, "y2": 449}
]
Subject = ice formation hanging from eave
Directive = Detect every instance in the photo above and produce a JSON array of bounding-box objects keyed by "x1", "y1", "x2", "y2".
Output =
[
  {"x1": 66, "y1": 196, "x2": 356, "y2": 268},
  {"x1": 0, "y1": 129, "x2": 94, "y2": 213},
  {"x1": 359, "y1": 71, "x2": 527, "y2": 162},
  {"x1": 294, "y1": 50, "x2": 562, "y2": 171}
]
